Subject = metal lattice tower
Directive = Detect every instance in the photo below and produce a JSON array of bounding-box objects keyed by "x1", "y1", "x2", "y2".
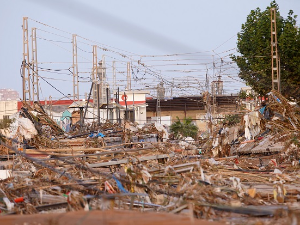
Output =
[
  {"x1": 72, "y1": 34, "x2": 79, "y2": 100},
  {"x1": 92, "y1": 45, "x2": 98, "y2": 107},
  {"x1": 31, "y1": 27, "x2": 39, "y2": 102},
  {"x1": 271, "y1": 8, "x2": 280, "y2": 92},
  {"x1": 156, "y1": 84, "x2": 162, "y2": 123},
  {"x1": 22, "y1": 17, "x2": 32, "y2": 102},
  {"x1": 49, "y1": 95, "x2": 53, "y2": 119},
  {"x1": 127, "y1": 62, "x2": 131, "y2": 91},
  {"x1": 112, "y1": 61, "x2": 116, "y2": 94},
  {"x1": 99, "y1": 55, "x2": 106, "y2": 104}
]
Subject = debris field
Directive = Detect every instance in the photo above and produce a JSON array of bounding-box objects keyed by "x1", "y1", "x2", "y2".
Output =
[{"x1": 0, "y1": 90, "x2": 300, "y2": 225}]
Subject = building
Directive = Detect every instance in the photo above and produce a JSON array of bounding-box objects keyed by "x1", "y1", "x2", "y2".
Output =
[
  {"x1": 0, "y1": 89, "x2": 19, "y2": 101},
  {"x1": 0, "y1": 101, "x2": 18, "y2": 120},
  {"x1": 146, "y1": 95, "x2": 238, "y2": 130},
  {"x1": 240, "y1": 87, "x2": 254, "y2": 96},
  {"x1": 0, "y1": 89, "x2": 20, "y2": 120},
  {"x1": 17, "y1": 100, "x2": 92, "y2": 130},
  {"x1": 240, "y1": 87, "x2": 257, "y2": 111},
  {"x1": 13, "y1": 90, "x2": 149, "y2": 128},
  {"x1": 112, "y1": 90, "x2": 149, "y2": 125},
  {"x1": 8, "y1": 89, "x2": 238, "y2": 131}
]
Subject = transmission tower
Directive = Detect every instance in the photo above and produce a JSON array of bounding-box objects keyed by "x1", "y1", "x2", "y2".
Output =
[
  {"x1": 271, "y1": 7, "x2": 280, "y2": 92},
  {"x1": 92, "y1": 45, "x2": 98, "y2": 107},
  {"x1": 156, "y1": 83, "x2": 163, "y2": 124},
  {"x1": 112, "y1": 61, "x2": 116, "y2": 94},
  {"x1": 99, "y1": 55, "x2": 107, "y2": 104},
  {"x1": 72, "y1": 34, "x2": 79, "y2": 100},
  {"x1": 31, "y1": 27, "x2": 39, "y2": 102},
  {"x1": 22, "y1": 17, "x2": 32, "y2": 102},
  {"x1": 126, "y1": 62, "x2": 131, "y2": 91}
]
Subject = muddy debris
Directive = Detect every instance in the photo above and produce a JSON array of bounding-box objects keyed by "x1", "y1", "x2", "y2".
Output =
[{"x1": 1, "y1": 92, "x2": 300, "y2": 224}]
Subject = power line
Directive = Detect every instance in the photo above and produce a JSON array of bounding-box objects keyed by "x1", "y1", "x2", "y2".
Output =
[{"x1": 27, "y1": 17, "x2": 244, "y2": 99}]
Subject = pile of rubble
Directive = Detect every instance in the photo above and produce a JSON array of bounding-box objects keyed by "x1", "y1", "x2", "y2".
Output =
[{"x1": 0, "y1": 92, "x2": 300, "y2": 224}]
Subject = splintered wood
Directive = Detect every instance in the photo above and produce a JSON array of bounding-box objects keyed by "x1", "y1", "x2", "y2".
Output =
[{"x1": 1, "y1": 92, "x2": 300, "y2": 224}]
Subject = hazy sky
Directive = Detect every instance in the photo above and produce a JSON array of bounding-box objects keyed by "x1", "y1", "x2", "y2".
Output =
[{"x1": 0, "y1": 0, "x2": 299, "y2": 99}]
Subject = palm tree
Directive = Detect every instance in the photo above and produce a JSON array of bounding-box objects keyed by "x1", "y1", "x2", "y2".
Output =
[{"x1": 170, "y1": 117, "x2": 198, "y2": 139}]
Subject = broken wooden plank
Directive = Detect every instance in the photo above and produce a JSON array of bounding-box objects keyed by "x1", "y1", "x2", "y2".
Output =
[
  {"x1": 198, "y1": 203, "x2": 288, "y2": 216},
  {"x1": 149, "y1": 162, "x2": 200, "y2": 173},
  {"x1": 38, "y1": 147, "x2": 155, "y2": 161},
  {"x1": 87, "y1": 152, "x2": 175, "y2": 168}
]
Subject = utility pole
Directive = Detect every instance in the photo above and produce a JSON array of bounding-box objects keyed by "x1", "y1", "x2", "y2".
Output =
[
  {"x1": 31, "y1": 27, "x2": 39, "y2": 102},
  {"x1": 132, "y1": 91, "x2": 135, "y2": 122},
  {"x1": 112, "y1": 61, "x2": 116, "y2": 94},
  {"x1": 212, "y1": 55, "x2": 216, "y2": 114},
  {"x1": 127, "y1": 62, "x2": 131, "y2": 91},
  {"x1": 117, "y1": 87, "x2": 121, "y2": 124},
  {"x1": 106, "y1": 87, "x2": 109, "y2": 122},
  {"x1": 171, "y1": 78, "x2": 174, "y2": 97},
  {"x1": 271, "y1": 7, "x2": 280, "y2": 92},
  {"x1": 203, "y1": 91, "x2": 213, "y2": 136},
  {"x1": 22, "y1": 17, "x2": 32, "y2": 102},
  {"x1": 156, "y1": 84, "x2": 161, "y2": 124},
  {"x1": 100, "y1": 55, "x2": 106, "y2": 104},
  {"x1": 97, "y1": 82, "x2": 100, "y2": 125},
  {"x1": 205, "y1": 68, "x2": 209, "y2": 92},
  {"x1": 92, "y1": 45, "x2": 98, "y2": 109},
  {"x1": 72, "y1": 34, "x2": 79, "y2": 100},
  {"x1": 49, "y1": 95, "x2": 53, "y2": 119}
]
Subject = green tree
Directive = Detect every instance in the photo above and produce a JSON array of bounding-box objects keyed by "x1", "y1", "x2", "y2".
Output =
[
  {"x1": 231, "y1": 1, "x2": 300, "y2": 100},
  {"x1": 238, "y1": 90, "x2": 247, "y2": 99},
  {"x1": 222, "y1": 114, "x2": 241, "y2": 126},
  {"x1": 170, "y1": 117, "x2": 198, "y2": 139},
  {"x1": 0, "y1": 117, "x2": 13, "y2": 129}
]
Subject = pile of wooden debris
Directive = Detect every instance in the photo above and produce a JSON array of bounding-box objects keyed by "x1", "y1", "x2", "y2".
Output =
[{"x1": 0, "y1": 92, "x2": 300, "y2": 225}]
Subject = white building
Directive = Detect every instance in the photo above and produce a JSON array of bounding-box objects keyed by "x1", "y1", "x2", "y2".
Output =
[
  {"x1": 113, "y1": 90, "x2": 149, "y2": 125},
  {"x1": 0, "y1": 100, "x2": 18, "y2": 120},
  {"x1": 240, "y1": 87, "x2": 256, "y2": 111},
  {"x1": 240, "y1": 87, "x2": 255, "y2": 96}
]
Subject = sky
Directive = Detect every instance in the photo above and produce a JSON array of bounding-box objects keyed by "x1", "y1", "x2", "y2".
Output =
[{"x1": 0, "y1": 0, "x2": 300, "y2": 100}]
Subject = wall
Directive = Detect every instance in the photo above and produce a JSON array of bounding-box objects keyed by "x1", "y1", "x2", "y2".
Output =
[
  {"x1": 118, "y1": 91, "x2": 148, "y2": 106},
  {"x1": 0, "y1": 101, "x2": 18, "y2": 119},
  {"x1": 113, "y1": 105, "x2": 147, "y2": 125},
  {"x1": 147, "y1": 109, "x2": 228, "y2": 131},
  {"x1": 117, "y1": 90, "x2": 149, "y2": 125},
  {"x1": 134, "y1": 105, "x2": 147, "y2": 124},
  {"x1": 0, "y1": 89, "x2": 19, "y2": 101},
  {"x1": 147, "y1": 109, "x2": 207, "y2": 129},
  {"x1": 147, "y1": 109, "x2": 206, "y2": 120}
]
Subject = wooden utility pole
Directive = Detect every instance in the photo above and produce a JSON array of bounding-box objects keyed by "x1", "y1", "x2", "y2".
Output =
[
  {"x1": 72, "y1": 34, "x2": 79, "y2": 100},
  {"x1": 271, "y1": 7, "x2": 280, "y2": 92},
  {"x1": 22, "y1": 17, "x2": 32, "y2": 102},
  {"x1": 31, "y1": 27, "x2": 39, "y2": 102}
]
